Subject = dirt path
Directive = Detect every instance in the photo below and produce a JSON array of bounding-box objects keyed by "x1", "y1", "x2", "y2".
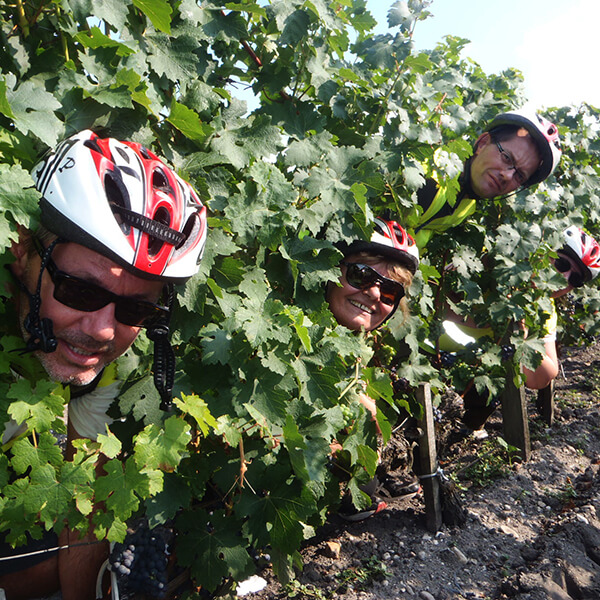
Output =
[{"x1": 249, "y1": 343, "x2": 600, "y2": 600}]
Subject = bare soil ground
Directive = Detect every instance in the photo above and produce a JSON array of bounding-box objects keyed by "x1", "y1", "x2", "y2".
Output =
[{"x1": 247, "y1": 342, "x2": 600, "y2": 600}]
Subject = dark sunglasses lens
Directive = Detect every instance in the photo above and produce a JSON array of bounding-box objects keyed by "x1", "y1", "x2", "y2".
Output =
[
  {"x1": 116, "y1": 302, "x2": 166, "y2": 327},
  {"x1": 569, "y1": 273, "x2": 585, "y2": 288},
  {"x1": 379, "y1": 280, "x2": 405, "y2": 306},
  {"x1": 345, "y1": 264, "x2": 377, "y2": 289},
  {"x1": 53, "y1": 272, "x2": 165, "y2": 327},
  {"x1": 345, "y1": 263, "x2": 404, "y2": 306},
  {"x1": 554, "y1": 257, "x2": 571, "y2": 273},
  {"x1": 53, "y1": 275, "x2": 110, "y2": 312}
]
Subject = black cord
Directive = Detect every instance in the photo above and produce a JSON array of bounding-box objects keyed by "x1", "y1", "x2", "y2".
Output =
[
  {"x1": 22, "y1": 239, "x2": 60, "y2": 354},
  {"x1": 146, "y1": 284, "x2": 175, "y2": 411}
]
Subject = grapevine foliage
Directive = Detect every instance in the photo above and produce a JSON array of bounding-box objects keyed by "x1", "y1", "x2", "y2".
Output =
[{"x1": 1, "y1": 0, "x2": 600, "y2": 594}]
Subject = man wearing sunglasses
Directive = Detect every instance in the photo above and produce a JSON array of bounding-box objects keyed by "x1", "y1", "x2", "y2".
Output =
[
  {"x1": 442, "y1": 226, "x2": 600, "y2": 434},
  {"x1": 0, "y1": 130, "x2": 207, "y2": 599},
  {"x1": 522, "y1": 226, "x2": 600, "y2": 390},
  {"x1": 412, "y1": 107, "x2": 562, "y2": 248}
]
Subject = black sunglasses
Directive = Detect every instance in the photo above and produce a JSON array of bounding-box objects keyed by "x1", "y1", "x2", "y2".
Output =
[
  {"x1": 44, "y1": 256, "x2": 168, "y2": 327},
  {"x1": 341, "y1": 262, "x2": 405, "y2": 306},
  {"x1": 554, "y1": 256, "x2": 585, "y2": 288}
]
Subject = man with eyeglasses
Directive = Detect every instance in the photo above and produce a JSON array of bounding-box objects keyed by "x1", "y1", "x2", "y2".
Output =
[
  {"x1": 0, "y1": 130, "x2": 207, "y2": 599},
  {"x1": 412, "y1": 107, "x2": 562, "y2": 248}
]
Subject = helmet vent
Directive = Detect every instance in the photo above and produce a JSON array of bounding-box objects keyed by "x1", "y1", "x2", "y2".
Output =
[
  {"x1": 105, "y1": 170, "x2": 132, "y2": 234},
  {"x1": 84, "y1": 138, "x2": 102, "y2": 154},
  {"x1": 178, "y1": 213, "x2": 200, "y2": 251},
  {"x1": 116, "y1": 146, "x2": 130, "y2": 163},
  {"x1": 152, "y1": 168, "x2": 174, "y2": 195},
  {"x1": 148, "y1": 207, "x2": 171, "y2": 256}
]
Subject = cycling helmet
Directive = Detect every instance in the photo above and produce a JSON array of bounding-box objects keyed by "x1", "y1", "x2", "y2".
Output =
[
  {"x1": 27, "y1": 130, "x2": 208, "y2": 410},
  {"x1": 32, "y1": 129, "x2": 207, "y2": 283},
  {"x1": 487, "y1": 107, "x2": 561, "y2": 186},
  {"x1": 342, "y1": 218, "x2": 420, "y2": 274},
  {"x1": 559, "y1": 226, "x2": 600, "y2": 283}
]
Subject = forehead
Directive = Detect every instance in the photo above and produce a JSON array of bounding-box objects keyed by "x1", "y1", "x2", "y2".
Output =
[{"x1": 50, "y1": 242, "x2": 165, "y2": 295}]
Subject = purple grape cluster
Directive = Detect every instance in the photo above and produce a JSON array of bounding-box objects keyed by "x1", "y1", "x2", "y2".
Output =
[{"x1": 110, "y1": 526, "x2": 169, "y2": 598}]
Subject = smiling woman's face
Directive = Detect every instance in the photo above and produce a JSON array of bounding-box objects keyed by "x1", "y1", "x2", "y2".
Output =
[{"x1": 327, "y1": 254, "x2": 399, "y2": 332}]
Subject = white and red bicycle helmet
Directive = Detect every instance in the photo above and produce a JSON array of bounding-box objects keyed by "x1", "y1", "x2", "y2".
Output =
[
  {"x1": 560, "y1": 226, "x2": 600, "y2": 283},
  {"x1": 343, "y1": 218, "x2": 420, "y2": 274},
  {"x1": 32, "y1": 129, "x2": 207, "y2": 283},
  {"x1": 487, "y1": 107, "x2": 561, "y2": 186}
]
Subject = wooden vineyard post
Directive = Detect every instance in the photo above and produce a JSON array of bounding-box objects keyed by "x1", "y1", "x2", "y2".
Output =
[
  {"x1": 501, "y1": 364, "x2": 531, "y2": 461},
  {"x1": 536, "y1": 380, "x2": 555, "y2": 426},
  {"x1": 416, "y1": 383, "x2": 442, "y2": 532}
]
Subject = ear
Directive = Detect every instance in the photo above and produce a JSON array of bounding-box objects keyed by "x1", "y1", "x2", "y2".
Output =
[
  {"x1": 10, "y1": 228, "x2": 32, "y2": 278},
  {"x1": 473, "y1": 131, "x2": 491, "y2": 155}
]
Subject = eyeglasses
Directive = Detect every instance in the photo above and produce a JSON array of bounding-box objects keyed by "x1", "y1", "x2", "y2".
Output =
[
  {"x1": 554, "y1": 256, "x2": 585, "y2": 288},
  {"x1": 44, "y1": 256, "x2": 168, "y2": 327},
  {"x1": 495, "y1": 141, "x2": 528, "y2": 186},
  {"x1": 341, "y1": 262, "x2": 405, "y2": 306}
]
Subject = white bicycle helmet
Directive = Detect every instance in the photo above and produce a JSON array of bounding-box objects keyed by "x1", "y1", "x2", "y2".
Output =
[
  {"x1": 487, "y1": 107, "x2": 561, "y2": 186},
  {"x1": 32, "y1": 129, "x2": 207, "y2": 283},
  {"x1": 28, "y1": 130, "x2": 208, "y2": 409},
  {"x1": 560, "y1": 226, "x2": 600, "y2": 283},
  {"x1": 343, "y1": 218, "x2": 420, "y2": 274}
]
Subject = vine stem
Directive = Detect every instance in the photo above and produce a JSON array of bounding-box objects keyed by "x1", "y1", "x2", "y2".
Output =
[
  {"x1": 15, "y1": 0, "x2": 29, "y2": 37},
  {"x1": 338, "y1": 360, "x2": 362, "y2": 402},
  {"x1": 55, "y1": 5, "x2": 70, "y2": 62},
  {"x1": 366, "y1": 19, "x2": 418, "y2": 137}
]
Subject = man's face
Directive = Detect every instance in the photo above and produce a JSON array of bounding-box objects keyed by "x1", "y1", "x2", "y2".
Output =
[
  {"x1": 327, "y1": 254, "x2": 398, "y2": 332},
  {"x1": 470, "y1": 130, "x2": 541, "y2": 198},
  {"x1": 13, "y1": 241, "x2": 165, "y2": 386}
]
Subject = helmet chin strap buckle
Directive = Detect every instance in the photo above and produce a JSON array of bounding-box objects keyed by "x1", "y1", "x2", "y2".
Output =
[
  {"x1": 24, "y1": 314, "x2": 58, "y2": 354},
  {"x1": 146, "y1": 283, "x2": 176, "y2": 411}
]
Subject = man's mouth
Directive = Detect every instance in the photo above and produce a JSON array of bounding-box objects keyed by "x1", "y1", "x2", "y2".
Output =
[{"x1": 66, "y1": 343, "x2": 98, "y2": 357}]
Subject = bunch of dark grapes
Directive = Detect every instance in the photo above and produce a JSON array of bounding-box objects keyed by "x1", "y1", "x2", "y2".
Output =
[
  {"x1": 110, "y1": 526, "x2": 169, "y2": 599},
  {"x1": 387, "y1": 364, "x2": 412, "y2": 396},
  {"x1": 392, "y1": 377, "x2": 410, "y2": 395},
  {"x1": 501, "y1": 344, "x2": 515, "y2": 361},
  {"x1": 432, "y1": 405, "x2": 443, "y2": 423},
  {"x1": 439, "y1": 351, "x2": 456, "y2": 368}
]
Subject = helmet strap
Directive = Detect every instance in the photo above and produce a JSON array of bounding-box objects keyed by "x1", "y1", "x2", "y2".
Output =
[
  {"x1": 110, "y1": 204, "x2": 186, "y2": 247},
  {"x1": 146, "y1": 284, "x2": 176, "y2": 411},
  {"x1": 20, "y1": 238, "x2": 60, "y2": 354}
]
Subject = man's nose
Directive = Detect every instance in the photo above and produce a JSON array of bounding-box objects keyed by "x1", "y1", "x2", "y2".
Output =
[{"x1": 80, "y1": 303, "x2": 118, "y2": 342}]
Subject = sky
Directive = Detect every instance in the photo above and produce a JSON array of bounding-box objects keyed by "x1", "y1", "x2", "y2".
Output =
[{"x1": 369, "y1": 0, "x2": 600, "y2": 110}]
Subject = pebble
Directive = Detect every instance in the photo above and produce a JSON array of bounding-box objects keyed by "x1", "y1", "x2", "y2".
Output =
[
  {"x1": 576, "y1": 514, "x2": 590, "y2": 525},
  {"x1": 417, "y1": 550, "x2": 427, "y2": 560},
  {"x1": 420, "y1": 591, "x2": 436, "y2": 600},
  {"x1": 323, "y1": 541, "x2": 341, "y2": 559},
  {"x1": 451, "y1": 547, "x2": 469, "y2": 564}
]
